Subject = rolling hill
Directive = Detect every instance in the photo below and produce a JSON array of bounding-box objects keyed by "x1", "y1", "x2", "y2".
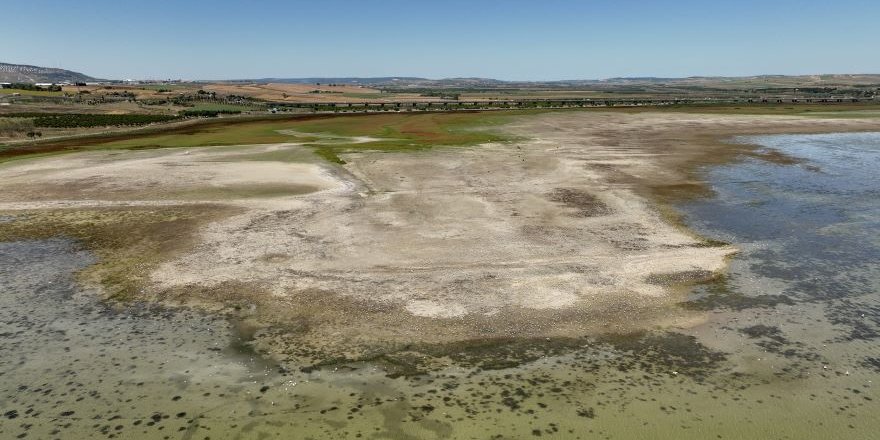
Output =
[{"x1": 0, "y1": 62, "x2": 97, "y2": 83}]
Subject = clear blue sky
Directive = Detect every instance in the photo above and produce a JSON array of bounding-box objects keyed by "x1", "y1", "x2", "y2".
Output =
[{"x1": 4, "y1": 0, "x2": 878, "y2": 80}]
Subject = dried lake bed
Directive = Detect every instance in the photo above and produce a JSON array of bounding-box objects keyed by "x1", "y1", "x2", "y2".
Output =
[{"x1": 1, "y1": 112, "x2": 879, "y2": 439}]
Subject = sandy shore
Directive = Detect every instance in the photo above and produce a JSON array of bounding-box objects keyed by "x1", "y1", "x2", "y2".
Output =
[{"x1": 1, "y1": 110, "x2": 877, "y2": 359}]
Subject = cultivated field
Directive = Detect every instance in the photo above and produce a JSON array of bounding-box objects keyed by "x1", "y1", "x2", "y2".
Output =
[
  {"x1": 203, "y1": 82, "x2": 387, "y2": 102},
  {"x1": 2, "y1": 74, "x2": 877, "y2": 149}
]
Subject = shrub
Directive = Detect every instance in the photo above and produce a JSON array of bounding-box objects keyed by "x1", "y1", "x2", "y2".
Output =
[
  {"x1": 28, "y1": 114, "x2": 179, "y2": 128},
  {"x1": 0, "y1": 117, "x2": 35, "y2": 136},
  {"x1": 179, "y1": 109, "x2": 242, "y2": 117}
]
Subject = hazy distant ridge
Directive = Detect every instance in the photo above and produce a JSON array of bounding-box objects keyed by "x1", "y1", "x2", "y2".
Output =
[
  {"x1": 3, "y1": 61, "x2": 878, "y2": 89},
  {"x1": 0, "y1": 62, "x2": 97, "y2": 83},
  {"x1": 223, "y1": 74, "x2": 880, "y2": 89}
]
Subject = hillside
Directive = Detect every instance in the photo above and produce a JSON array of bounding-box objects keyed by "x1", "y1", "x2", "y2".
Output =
[
  {"x1": 220, "y1": 74, "x2": 880, "y2": 91},
  {"x1": 0, "y1": 62, "x2": 97, "y2": 83}
]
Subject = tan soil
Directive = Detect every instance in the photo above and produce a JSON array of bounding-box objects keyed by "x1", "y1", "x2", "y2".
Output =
[
  {"x1": 202, "y1": 82, "x2": 447, "y2": 103},
  {"x1": 204, "y1": 83, "x2": 381, "y2": 102}
]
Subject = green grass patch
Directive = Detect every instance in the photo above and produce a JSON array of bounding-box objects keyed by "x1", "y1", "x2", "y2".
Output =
[
  {"x1": 289, "y1": 111, "x2": 515, "y2": 153},
  {"x1": 313, "y1": 146, "x2": 346, "y2": 164},
  {"x1": 167, "y1": 183, "x2": 319, "y2": 200},
  {"x1": 283, "y1": 111, "x2": 522, "y2": 163},
  {"x1": 95, "y1": 120, "x2": 296, "y2": 149},
  {"x1": 803, "y1": 110, "x2": 880, "y2": 118},
  {"x1": 16, "y1": 111, "x2": 524, "y2": 163},
  {"x1": 0, "y1": 88, "x2": 65, "y2": 97}
]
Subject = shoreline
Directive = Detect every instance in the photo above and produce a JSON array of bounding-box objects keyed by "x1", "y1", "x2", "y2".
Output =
[{"x1": 0, "y1": 110, "x2": 878, "y2": 366}]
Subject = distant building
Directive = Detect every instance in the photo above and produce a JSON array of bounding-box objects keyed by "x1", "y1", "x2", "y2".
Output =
[{"x1": 0, "y1": 82, "x2": 11, "y2": 89}]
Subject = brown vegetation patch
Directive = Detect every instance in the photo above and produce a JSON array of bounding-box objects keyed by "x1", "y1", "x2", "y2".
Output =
[
  {"x1": 0, "y1": 205, "x2": 237, "y2": 300},
  {"x1": 744, "y1": 148, "x2": 803, "y2": 165},
  {"x1": 547, "y1": 188, "x2": 612, "y2": 217},
  {"x1": 645, "y1": 270, "x2": 718, "y2": 286}
]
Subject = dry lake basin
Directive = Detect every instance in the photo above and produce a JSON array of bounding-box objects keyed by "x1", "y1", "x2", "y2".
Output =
[{"x1": 1, "y1": 109, "x2": 879, "y2": 439}]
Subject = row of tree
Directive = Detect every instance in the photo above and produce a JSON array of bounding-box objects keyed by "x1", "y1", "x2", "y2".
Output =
[
  {"x1": 28, "y1": 113, "x2": 179, "y2": 128},
  {"x1": 179, "y1": 109, "x2": 242, "y2": 117},
  {"x1": 5, "y1": 83, "x2": 62, "y2": 92}
]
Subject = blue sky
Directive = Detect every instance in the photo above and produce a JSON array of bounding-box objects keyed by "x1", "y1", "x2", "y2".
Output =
[{"x1": 4, "y1": 0, "x2": 878, "y2": 80}]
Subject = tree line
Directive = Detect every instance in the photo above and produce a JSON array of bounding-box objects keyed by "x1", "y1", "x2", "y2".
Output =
[
  {"x1": 179, "y1": 109, "x2": 242, "y2": 117},
  {"x1": 5, "y1": 83, "x2": 62, "y2": 92},
  {"x1": 8, "y1": 113, "x2": 181, "y2": 128}
]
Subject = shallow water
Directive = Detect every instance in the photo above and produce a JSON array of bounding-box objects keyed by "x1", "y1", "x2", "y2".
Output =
[{"x1": 1, "y1": 132, "x2": 878, "y2": 439}]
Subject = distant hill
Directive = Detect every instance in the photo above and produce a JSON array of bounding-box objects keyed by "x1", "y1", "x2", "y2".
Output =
[
  {"x1": 227, "y1": 77, "x2": 427, "y2": 86},
  {"x1": 4, "y1": 62, "x2": 875, "y2": 90},
  {"x1": 0, "y1": 62, "x2": 98, "y2": 83},
  {"x1": 221, "y1": 74, "x2": 880, "y2": 90},
  {"x1": 221, "y1": 77, "x2": 509, "y2": 87}
]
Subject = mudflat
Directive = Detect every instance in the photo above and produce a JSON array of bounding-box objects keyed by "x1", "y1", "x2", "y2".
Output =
[{"x1": 1, "y1": 110, "x2": 877, "y2": 361}]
